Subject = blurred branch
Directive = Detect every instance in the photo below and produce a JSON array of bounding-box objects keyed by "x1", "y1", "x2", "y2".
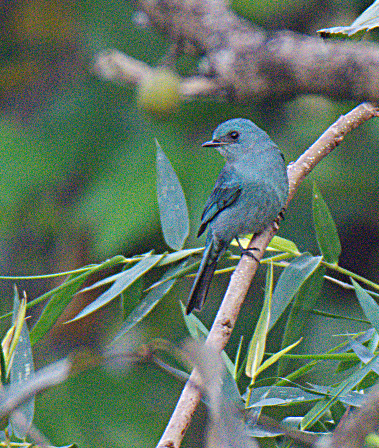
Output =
[
  {"x1": 96, "y1": 0, "x2": 379, "y2": 102},
  {"x1": 319, "y1": 386, "x2": 379, "y2": 448},
  {"x1": 94, "y1": 50, "x2": 220, "y2": 97},
  {"x1": 156, "y1": 102, "x2": 379, "y2": 448}
]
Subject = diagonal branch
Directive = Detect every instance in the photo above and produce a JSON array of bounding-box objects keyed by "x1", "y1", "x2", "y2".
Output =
[
  {"x1": 136, "y1": 0, "x2": 379, "y2": 102},
  {"x1": 156, "y1": 102, "x2": 379, "y2": 448}
]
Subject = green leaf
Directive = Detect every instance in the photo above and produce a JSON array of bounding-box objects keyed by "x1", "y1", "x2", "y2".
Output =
[
  {"x1": 318, "y1": 0, "x2": 379, "y2": 37},
  {"x1": 246, "y1": 262, "x2": 273, "y2": 379},
  {"x1": 71, "y1": 254, "x2": 164, "y2": 322},
  {"x1": 278, "y1": 264, "x2": 326, "y2": 376},
  {"x1": 366, "y1": 433, "x2": 379, "y2": 448},
  {"x1": 301, "y1": 353, "x2": 379, "y2": 430},
  {"x1": 113, "y1": 261, "x2": 188, "y2": 341},
  {"x1": 144, "y1": 261, "x2": 197, "y2": 292},
  {"x1": 312, "y1": 183, "x2": 341, "y2": 265},
  {"x1": 267, "y1": 236, "x2": 300, "y2": 255},
  {"x1": 10, "y1": 287, "x2": 35, "y2": 439},
  {"x1": 269, "y1": 253, "x2": 323, "y2": 331},
  {"x1": 156, "y1": 140, "x2": 189, "y2": 250},
  {"x1": 256, "y1": 338, "x2": 302, "y2": 377},
  {"x1": 244, "y1": 386, "x2": 321, "y2": 438},
  {"x1": 348, "y1": 337, "x2": 375, "y2": 365},
  {"x1": 30, "y1": 272, "x2": 86, "y2": 346},
  {"x1": 0, "y1": 342, "x2": 6, "y2": 386},
  {"x1": 245, "y1": 386, "x2": 320, "y2": 409},
  {"x1": 28, "y1": 257, "x2": 125, "y2": 345},
  {"x1": 8, "y1": 288, "x2": 27, "y2": 369},
  {"x1": 352, "y1": 279, "x2": 379, "y2": 334},
  {"x1": 156, "y1": 248, "x2": 202, "y2": 266},
  {"x1": 80, "y1": 252, "x2": 156, "y2": 293},
  {"x1": 121, "y1": 276, "x2": 144, "y2": 319},
  {"x1": 181, "y1": 302, "x2": 209, "y2": 342}
]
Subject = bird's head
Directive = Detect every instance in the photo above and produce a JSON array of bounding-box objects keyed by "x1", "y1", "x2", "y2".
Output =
[{"x1": 202, "y1": 118, "x2": 274, "y2": 160}]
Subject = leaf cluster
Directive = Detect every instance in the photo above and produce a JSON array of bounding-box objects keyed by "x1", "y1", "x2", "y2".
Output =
[{"x1": 1, "y1": 143, "x2": 379, "y2": 446}]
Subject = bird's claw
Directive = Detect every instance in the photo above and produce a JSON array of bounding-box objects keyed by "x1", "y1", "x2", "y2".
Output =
[
  {"x1": 240, "y1": 247, "x2": 260, "y2": 262},
  {"x1": 273, "y1": 209, "x2": 286, "y2": 230},
  {"x1": 235, "y1": 236, "x2": 261, "y2": 261}
]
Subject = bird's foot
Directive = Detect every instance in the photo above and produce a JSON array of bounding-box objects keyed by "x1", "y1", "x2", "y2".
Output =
[
  {"x1": 273, "y1": 209, "x2": 286, "y2": 230},
  {"x1": 276, "y1": 209, "x2": 286, "y2": 223},
  {"x1": 235, "y1": 237, "x2": 260, "y2": 262},
  {"x1": 240, "y1": 247, "x2": 260, "y2": 262}
]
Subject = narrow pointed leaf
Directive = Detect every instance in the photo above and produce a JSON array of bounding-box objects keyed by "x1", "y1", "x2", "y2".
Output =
[
  {"x1": 348, "y1": 337, "x2": 375, "y2": 364},
  {"x1": 0, "y1": 343, "x2": 6, "y2": 385},
  {"x1": 156, "y1": 140, "x2": 189, "y2": 250},
  {"x1": 10, "y1": 287, "x2": 35, "y2": 438},
  {"x1": 80, "y1": 270, "x2": 129, "y2": 293},
  {"x1": 255, "y1": 338, "x2": 302, "y2": 377},
  {"x1": 121, "y1": 276, "x2": 144, "y2": 320},
  {"x1": 318, "y1": 0, "x2": 379, "y2": 37},
  {"x1": 71, "y1": 254, "x2": 164, "y2": 322},
  {"x1": 368, "y1": 329, "x2": 379, "y2": 353},
  {"x1": 352, "y1": 279, "x2": 379, "y2": 334},
  {"x1": 30, "y1": 256, "x2": 124, "y2": 346},
  {"x1": 312, "y1": 183, "x2": 341, "y2": 264},
  {"x1": 269, "y1": 254, "x2": 322, "y2": 331},
  {"x1": 144, "y1": 261, "x2": 196, "y2": 292},
  {"x1": 80, "y1": 252, "x2": 155, "y2": 293},
  {"x1": 245, "y1": 386, "x2": 321, "y2": 408},
  {"x1": 278, "y1": 264, "x2": 326, "y2": 376},
  {"x1": 156, "y1": 248, "x2": 202, "y2": 266},
  {"x1": 30, "y1": 272, "x2": 86, "y2": 346},
  {"x1": 113, "y1": 261, "x2": 188, "y2": 341},
  {"x1": 301, "y1": 353, "x2": 379, "y2": 430},
  {"x1": 234, "y1": 336, "x2": 244, "y2": 380},
  {"x1": 246, "y1": 262, "x2": 273, "y2": 379},
  {"x1": 181, "y1": 301, "x2": 209, "y2": 341},
  {"x1": 8, "y1": 288, "x2": 27, "y2": 368},
  {"x1": 267, "y1": 236, "x2": 300, "y2": 255},
  {"x1": 232, "y1": 235, "x2": 299, "y2": 256}
]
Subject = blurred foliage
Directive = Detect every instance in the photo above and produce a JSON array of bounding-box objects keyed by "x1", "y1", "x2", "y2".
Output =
[{"x1": 1, "y1": 0, "x2": 379, "y2": 446}]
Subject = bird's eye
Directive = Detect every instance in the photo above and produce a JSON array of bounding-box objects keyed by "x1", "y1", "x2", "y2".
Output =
[{"x1": 230, "y1": 131, "x2": 239, "y2": 140}]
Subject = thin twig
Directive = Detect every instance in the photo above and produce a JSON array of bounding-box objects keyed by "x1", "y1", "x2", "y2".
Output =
[{"x1": 156, "y1": 102, "x2": 379, "y2": 448}]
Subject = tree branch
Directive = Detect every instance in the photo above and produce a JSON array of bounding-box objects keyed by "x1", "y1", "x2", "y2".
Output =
[
  {"x1": 93, "y1": 50, "x2": 220, "y2": 97},
  {"x1": 136, "y1": 0, "x2": 379, "y2": 102},
  {"x1": 156, "y1": 102, "x2": 379, "y2": 447},
  {"x1": 321, "y1": 386, "x2": 379, "y2": 448}
]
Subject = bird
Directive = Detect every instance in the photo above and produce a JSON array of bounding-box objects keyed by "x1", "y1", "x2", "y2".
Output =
[{"x1": 186, "y1": 118, "x2": 289, "y2": 314}]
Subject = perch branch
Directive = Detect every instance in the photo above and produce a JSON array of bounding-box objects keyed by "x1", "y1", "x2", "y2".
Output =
[{"x1": 156, "y1": 102, "x2": 379, "y2": 448}]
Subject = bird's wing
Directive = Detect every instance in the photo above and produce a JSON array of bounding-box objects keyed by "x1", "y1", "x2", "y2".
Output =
[{"x1": 197, "y1": 168, "x2": 242, "y2": 238}]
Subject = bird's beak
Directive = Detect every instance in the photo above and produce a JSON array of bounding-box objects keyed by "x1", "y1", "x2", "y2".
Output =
[{"x1": 202, "y1": 139, "x2": 228, "y2": 147}]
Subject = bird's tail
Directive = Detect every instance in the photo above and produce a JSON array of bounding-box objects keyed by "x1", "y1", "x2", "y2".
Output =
[{"x1": 186, "y1": 240, "x2": 219, "y2": 314}]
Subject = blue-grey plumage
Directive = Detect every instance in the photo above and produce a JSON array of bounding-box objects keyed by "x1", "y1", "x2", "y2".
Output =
[{"x1": 186, "y1": 118, "x2": 289, "y2": 314}]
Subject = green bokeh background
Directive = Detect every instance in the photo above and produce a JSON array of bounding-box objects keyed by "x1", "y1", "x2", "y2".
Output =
[{"x1": 1, "y1": 0, "x2": 379, "y2": 446}]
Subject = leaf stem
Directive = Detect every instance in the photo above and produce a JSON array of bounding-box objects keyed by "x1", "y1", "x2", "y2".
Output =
[{"x1": 323, "y1": 261, "x2": 379, "y2": 291}]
